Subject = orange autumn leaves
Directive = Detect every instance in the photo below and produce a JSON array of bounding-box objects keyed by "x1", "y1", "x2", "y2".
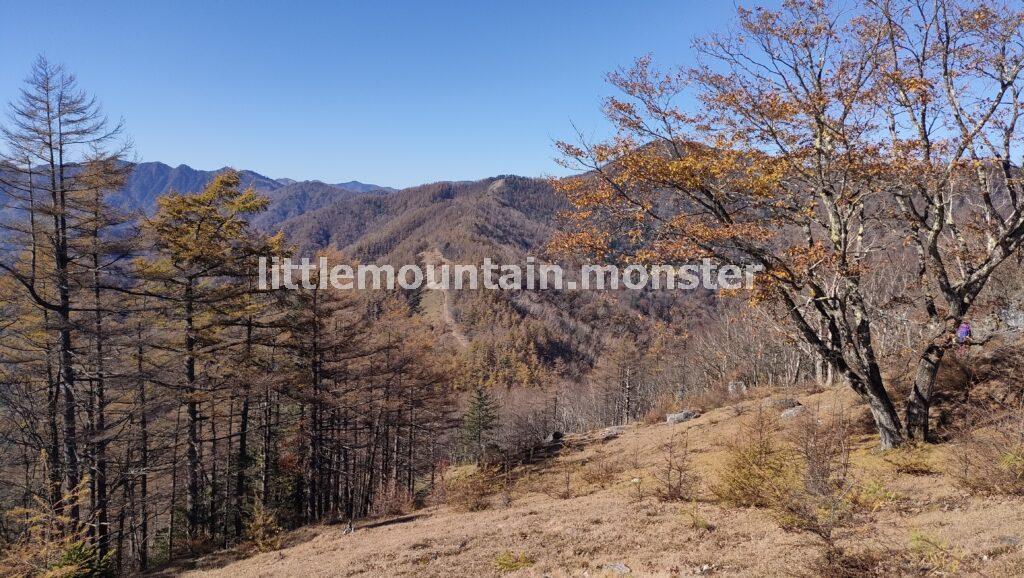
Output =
[{"x1": 550, "y1": 1, "x2": 909, "y2": 299}]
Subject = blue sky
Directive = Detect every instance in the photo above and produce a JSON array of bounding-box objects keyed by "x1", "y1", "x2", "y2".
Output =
[{"x1": 1, "y1": 1, "x2": 762, "y2": 188}]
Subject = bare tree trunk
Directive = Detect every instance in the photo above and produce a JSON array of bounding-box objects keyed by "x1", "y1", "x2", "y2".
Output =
[
  {"x1": 234, "y1": 385, "x2": 251, "y2": 538},
  {"x1": 136, "y1": 335, "x2": 149, "y2": 571},
  {"x1": 863, "y1": 385, "x2": 904, "y2": 449},
  {"x1": 92, "y1": 250, "x2": 109, "y2": 557},
  {"x1": 58, "y1": 319, "x2": 79, "y2": 525},
  {"x1": 185, "y1": 278, "x2": 201, "y2": 540},
  {"x1": 169, "y1": 405, "x2": 182, "y2": 558},
  {"x1": 208, "y1": 396, "x2": 220, "y2": 539},
  {"x1": 45, "y1": 310, "x2": 63, "y2": 515},
  {"x1": 905, "y1": 343, "x2": 946, "y2": 441},
  {"x1": 261, "y1": 381, "x2": 273, "y2": 506}
]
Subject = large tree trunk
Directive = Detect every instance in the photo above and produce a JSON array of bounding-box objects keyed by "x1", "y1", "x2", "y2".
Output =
[
  {"x1": 186, "y1": 394, "x2": 199, "y2": 539},
  {"x1": 51, "y1": 123, "x2": 81, "y2": 528},
  {"x1": 44, "y1": 311, "x2": 63, "y2": 516},
  {"x1": 92, "y1": 252, "x2": 110, "y2": 558},
  {"x1": 208, "y1": 397, "x2": 220, "y2": 539},
  {"x1": 233, "y1": 320, "x2": 253, "y2": 538},
  {"x1": 185, "y1": 279, "x2": 201, "y2": 540},
  {"x1": 168, "y1": 405, "x2": 181, "y2": 558},
  {"x1": 863, "y1": 383, "x2": 904, "y2": 449},
  {"x1": 261, "y1": 382, "x2": 273, "y2": 506},
  {"x1": 905, "y1": 343, "x2": 946, "y2": 441},
  {"x1": 53, "y1": 187, "x2": 80, "y2": 526},
  {"x1": 784, "y1": 295, "x2": 905, "y2": 448},
  {"x1": 234, "y1": 388, "x2": 250, "y2": 538},
  {"x1": 58, "y1": 319, "x2": 79, "y2": 525},
  {"x1": 136, "y1": 336, "x2": 149, "y2": 571}
]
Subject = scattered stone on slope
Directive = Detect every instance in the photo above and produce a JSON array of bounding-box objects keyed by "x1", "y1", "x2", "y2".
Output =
[
  {"x1": 603, "y1": 562, "x2": 631, "y2": 575},
  {"x1": 544, "y1": 431, "x2": 564, "y2": 444},
  {"x1": 780, "y1": 406, "x2": 807, "y2": 420},
  {"x1": 762, "y1": 397, "x2": 802, "y2": 410},
  {"x1": 728, "y1": 380, "x2": 747, "y2": 397},
  {"x1": 598, "y1": 426, "x2": 626, "y2": 441},
  {"x1": 666, "y1": 410, "x2": 701, "y2": 424}
]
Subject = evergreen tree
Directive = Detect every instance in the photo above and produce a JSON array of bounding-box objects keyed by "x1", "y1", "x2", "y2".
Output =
[{"x1": 462, "y1": 386, "x2": 499, "y2": 463}]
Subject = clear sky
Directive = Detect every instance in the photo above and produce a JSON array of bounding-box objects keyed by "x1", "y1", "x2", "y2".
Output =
[{"x1": 1, "y1": 1, "x2": 765, "y2": 188}]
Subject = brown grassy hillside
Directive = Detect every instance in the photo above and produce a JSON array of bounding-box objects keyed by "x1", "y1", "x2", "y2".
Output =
[{"x1": 157, "y1": 386, "x2": 1024, "y2": 577}]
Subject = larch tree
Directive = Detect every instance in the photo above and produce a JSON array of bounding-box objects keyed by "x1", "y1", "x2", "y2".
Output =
[
  {"x1": 0, "y1": 55, "x2": 129, "y2": 524},
  {"x1": 135, "y1": 170, "x2": 277, "y2": 540},
  {"x1": 0, "y1": 56, "x2": 461, "y2": 574},
  {"x1": 73, "y1": 155, "x2": 132, "y2": 558}
]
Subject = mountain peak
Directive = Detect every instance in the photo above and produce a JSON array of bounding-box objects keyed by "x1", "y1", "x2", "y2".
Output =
[
  {"x1": 335, "y1": 180, "x2": 396, "y2": 194},
  {"x1": 111, "y1": 161, "x2": 393, "y2": 213}
]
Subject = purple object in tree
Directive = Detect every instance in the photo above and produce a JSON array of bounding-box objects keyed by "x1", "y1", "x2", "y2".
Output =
[{"x1": 956, "y1": 322, "x2": 972, "y2": 344}]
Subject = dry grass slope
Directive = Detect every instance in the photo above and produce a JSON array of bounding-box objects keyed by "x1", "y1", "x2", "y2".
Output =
[{"x1": 166, "y1": 388, "x2": 1024, "y2": 577}]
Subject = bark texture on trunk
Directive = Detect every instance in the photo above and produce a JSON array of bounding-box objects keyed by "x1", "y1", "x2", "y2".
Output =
[{"x1": 905, "y1": 343, "x2": 946, "y2": 441}]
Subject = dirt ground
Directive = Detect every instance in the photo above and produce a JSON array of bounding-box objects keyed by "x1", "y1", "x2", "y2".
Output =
[{"x1": 164, "y1": 388, "x2": 1024, "y2": 577}]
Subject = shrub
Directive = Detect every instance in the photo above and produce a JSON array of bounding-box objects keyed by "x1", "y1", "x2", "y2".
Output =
[
  {"x1": 853, "y1": 479, "x2": 900, "y2": 512},
  {"x1": 774, "y1": 406, "x2": 856, "y2": 564},
  {"x1": 790, "y1": 406, "x2": 852, "y2": 497},
  {"x1": 369, "y1": 481, "x2": 415, "y2": 517},
  {"x1": 579, "y1": 450, "x2": 624, "y2": 488},
  {"x1": 654, "y1": 433, "x2": 699, "y2": 502},
  {"x1": 498, "y1": 470, "x2": 516, "y2": 508},
  {"x1": 714, "y1": 408, "x2": 793, "y2": 507},
  {"x1": 630, "y1": 476, "x2": 645, "y2": 502},
  {"x1": 808, "y1": 547, "x2": 902, "y2": 578},
  {"x1": 909, "y1": 531, "x2": 961, "y2": 575},
  {"x1": 0, "y1": 485, "x2": 111, "y2": 578},
  {"x1": 684, "y1": 501, "x2": 714, "y2": 533},
  {"x1": 952, "y1": 405, "x2": 1024, "y2": 495},
  {"x1": 883, "y1": 443, "x2": 937, "y2": 475},
  {"x1": 536, "y1": 465, "x2": 576, "y2": 500},
  {"x1": 642, "y1": 393, "x2": 680, "y2": 425},
  {"x1": 494, "y1": 550, "x2": 534, "y2": 573},
  {"x1": 53, "y1": 541, "x2": 114, "y2": 577},
  {"x1": 245, "y1": 502, "x2": 282, "y2": 553},
  {"x1": 448, "y1": 469, "x2": 497, "y2": 511}
]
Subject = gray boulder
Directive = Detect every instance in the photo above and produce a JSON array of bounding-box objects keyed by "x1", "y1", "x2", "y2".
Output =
[
  {"x1": 543, "y1": 431, "x2": 564, "y2": 444},
  {"x1": 598, "y1": 426, "x2": 626, "y2": 441},
  {"x1": 728, "y1": 380, "x2": 748, "y2": 397},
  {"x1": 603, "y1": 562, "x2": 631, "y2": 575},
  {"x1": 666, "y1": 409, "x2": 701, "y2": 424},
  {"x1": 763, "y1": 397, "x2": 802, "y2": 410},
  {"x1": 781, "y1": 406, "x2": 807, "y2": 420}
]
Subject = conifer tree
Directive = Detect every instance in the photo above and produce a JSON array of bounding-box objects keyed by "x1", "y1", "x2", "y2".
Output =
[
  {"x1": 462, "y1": 386, "x2": 499, "y2": 463},
  {"x1": 0, "y1": 56, "x2": 128, "y2": 526},
  {"x1": 136, "y1": 170, "x2": 276, "y2": 541}
]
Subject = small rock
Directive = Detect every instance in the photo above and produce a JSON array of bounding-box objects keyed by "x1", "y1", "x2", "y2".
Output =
[
  {"x1": 666, "y1": 410, "x2": 701, "y2": 424},
  {"x1": 543, "y1": 431, "x2": 564, "y2": 444},
  {"x1": 763, "y1": 397, "x2": 801, "y2": 410},
  {"x1": 727, "y1": 380, "x2": 747, "y2": 397},
  {"x1": 598, "y1": 426, "x2": 626, "y2": 441},
  {"x1": 996, "y1": 535, "x2": 1021, "y2": 547},
  {"x1": 781, "y1": 406, "x2": 807, "y2": 419},
  {"x1": 603, "y1": 562, "x2": 631, "y2": 575}
]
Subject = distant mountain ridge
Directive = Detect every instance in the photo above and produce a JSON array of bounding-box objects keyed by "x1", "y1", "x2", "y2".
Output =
[
  {"x1": 2, "y1": 158, "x2": 704, "y2": 380},
  {"x1": 334, "y1": 180, "x2": 397, "y2": 194},
  {"x1": 112, "y1": 161, "x2": 392, "y2": 216}
]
